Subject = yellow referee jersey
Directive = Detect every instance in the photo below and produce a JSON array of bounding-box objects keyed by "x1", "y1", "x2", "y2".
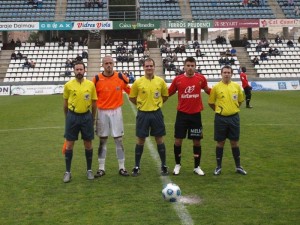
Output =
[
  {"x1": 129, "y1": 75, "x2": 169, "y2": 111},
  {"x1": 63, "y1": 78, "x2": 98, "y2": 113},
  {"x1": 208, "y1": 81, "x2": 244, "y2": 116}
]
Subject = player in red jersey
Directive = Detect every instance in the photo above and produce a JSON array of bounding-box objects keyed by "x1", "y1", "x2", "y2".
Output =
[
  {"x1": 168, "y1": 57, "x2": 211, "y2": 176},
  {"x1": 240, "y1": 67, "x2": 253, "y2": 108}
]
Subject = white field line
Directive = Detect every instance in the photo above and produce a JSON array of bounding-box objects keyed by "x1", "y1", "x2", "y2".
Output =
[
  {"x1": 0, "y1": 123, "x2": 298, "y2": 133},
  {"x1": 126, "y1": 96, "x2": 194, "y2": 225},
  {"x1": 0, "y1": 126, "x2": 64, "y2": 132}
]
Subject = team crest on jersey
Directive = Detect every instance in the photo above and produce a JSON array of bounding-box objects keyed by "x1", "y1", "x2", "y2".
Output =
[
  {"x1": 84, "y1": 93, "x2": 90, "y2": 100},
  {"x1": 184, "y1": 85, "x2": 195, "y2": 93},
  {"x1": 232, "y1": 94, "x2": 238, "y2": 100},
  {"x1": 116, "y1": 86, "x2": 121, "y2": 91},
  {"x1": 154, "y1": 90, "x2": 160, "y2": 98}
]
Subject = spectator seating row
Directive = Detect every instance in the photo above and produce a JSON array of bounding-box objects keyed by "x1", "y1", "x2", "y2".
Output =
[
  {"x1": 0, "y1": 0, "x2": 56, "y2": 22},
  {"x1": 100, "y1": 45, "x2": 146, "y2": 77},
  {"x1": 0, "y1": 0, "x2": 297, "y2": 22},
  {"x1": 4, "y1": 43, "x2": 88, "y2": 83},
  {"x1": 246, "y1": 39, "x2": 300, "y2": 78},
  {"x1": 190, "y1": 0, "x2": 275, "y2": 20},
  {"x1": 277, "y1": 0, "x2": 300, "y2": 19},
  {"x1": 139, "y1": 0, "x2": 181, "y2": 20},
  {"x1": 65, "y1": 0, "x2": 108, "y2": 21},
  {"x1": 162, "y1": 40, "x2": 241, "y2": 81}
]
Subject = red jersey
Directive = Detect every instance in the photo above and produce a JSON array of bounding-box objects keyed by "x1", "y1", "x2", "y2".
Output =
[
  {"x1": 240, "y1": 72, "x2": 250, "y2": 88},
  {"x1": 168, "y1": 73, "x2": 209, "y2": 114}
]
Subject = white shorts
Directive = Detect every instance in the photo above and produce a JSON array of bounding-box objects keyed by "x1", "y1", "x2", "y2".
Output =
[{"x1": 96, "y1": 107, "x2": 124, "y2": 137}]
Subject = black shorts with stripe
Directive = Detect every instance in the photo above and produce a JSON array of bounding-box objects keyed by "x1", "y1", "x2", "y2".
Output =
[
  {"x1": 174, "y1": 111, "x2": 203, "y2": 140},
  {"x1": 136, "y1": 109, "x2": 166, "y2": 138},
  {"x1": 64, "y1": 110, "x2": 94, "y2": 141},
  {"x1": 214, "y1": 113, "x2": 240, "y2": 142}
]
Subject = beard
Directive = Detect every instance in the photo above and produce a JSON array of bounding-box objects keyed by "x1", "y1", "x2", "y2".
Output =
[{"x1": 75, "y1": 73, "x2": 84, "y2": 80}]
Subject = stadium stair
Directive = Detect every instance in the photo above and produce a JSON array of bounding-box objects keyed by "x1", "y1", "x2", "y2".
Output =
[
  {"x1": 54, "y1": 0, "x2": 68, "y2": 21},
  {"x1": 149, "y1": 48, "x2": 164, "y2": 77},
  {"x1": 178, "y1": 0, "x2": 192, "y2": 20},
  {"x1": 87, "y1": 49, "x2": 101, "y2": 80},
  {"x1": 0, "y1": 50, "x2": 13, "y2": 82},
  {"x1": 269, "y1": 0, "x2": 286, "y2": 18},
  {"x1": 235, "y1": 47, "x2": 257, "y2": 78}
]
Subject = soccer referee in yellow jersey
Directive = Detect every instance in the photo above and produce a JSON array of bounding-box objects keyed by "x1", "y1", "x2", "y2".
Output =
[
  {"x1": 208, "y1": 65, "x2": 247, "y2": 176},
  {"x1": 62, "y1": 62, "x2": 98, "y2": 183},
  {"x1": 129, "y1": 58, "x2": 169, "y2": 176}
]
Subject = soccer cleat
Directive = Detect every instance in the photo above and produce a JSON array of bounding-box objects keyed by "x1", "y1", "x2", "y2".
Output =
[
  {"x1": 161, "y1": 165, "x2": 169, "y2": 176},
  {"x1": 132, "y1": 167, "x2": 140, "y2": 177},
  {"x1": 63, "y1": 172, "x2": 71, "y2": 183},
  {"x1": 119, "y1": 168, "x2": 129, "y2": 176},
  {"x1": 173, "y1": 164, "x2": 181, "y2": 175},
  {"x1": 193, "y1": 166, "x2": 205, "y2": 176},
  {"x1": 87, "y1": 170, "x2": 94, "y2": 180},
  {"x1": 246, "y1": 105, "x2": 253, "y2": 108},
  {"x1": 236, "y1": 167, "x2": 247, "y2": 175},
  {"x1": 94, "y1": 169, "x2": 105, "y2": 178},
  {"x1": 214, "y1": 167, "x2": 222, "y2": 176}
]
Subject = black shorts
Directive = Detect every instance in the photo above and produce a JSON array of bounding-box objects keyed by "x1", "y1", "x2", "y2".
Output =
[
  {"x1": 64, "y1": 111, "x2": 94, "y2": 141},
  {"x1": 136, "y1": 109, "x2": 166, "y2": 138},
  {"x1": 174, "y1": 111, "x2": 203, "y2": 140},
  {"x1": 214, "y1": 113, "x2": 240, "y2": 142},
  {"x1": 244, "y1": 86, "x2": 252, "y2": 97}
]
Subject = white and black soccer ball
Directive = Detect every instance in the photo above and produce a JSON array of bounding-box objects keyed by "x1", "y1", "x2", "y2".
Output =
[{"x1": 162, "y1": 183, "x2": 181, "y2": 202}]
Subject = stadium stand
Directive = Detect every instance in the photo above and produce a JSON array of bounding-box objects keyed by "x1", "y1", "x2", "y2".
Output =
[
  {"x1": 4, "y1": 42, "x2": 88, "y2": 82},
  {"x1": 65, "y1": 0, "x2": 108, "y2": 21},
  {"x1": 190, "y1": 0, "x2": 275, "y2": 20},
  {"x1": 162, "y1": 40, "x2": 241, "y2": 81},
  {"x1": 139, "y1": 0, "x2": 182, "y2": 20},
  {"x1": 100, "y1": 40, "x2": 144, "y2": 78},
  {"x1": 246, "y1": 39, "x2": 300, "y2": 78},
  {"x1": 277, "y1": 0, "x2": 300, "y2": 19},
  {"x1": 0, "y1": 0, "x2": 56, "y2": 22}
]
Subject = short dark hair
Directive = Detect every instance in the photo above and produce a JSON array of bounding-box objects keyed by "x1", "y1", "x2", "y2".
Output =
[
  {"x1": 241, "y1": 67, "x2": 246, "y2": 72},
  {"x1": 184, "y1": 57, "x2": 196, "y2": 65},
  {"x1": 73, "y1": 61, "x2": 86, "y2": 69},
  {"x1": 221, "y1": 65, "x2": 233, "y2": 73}
]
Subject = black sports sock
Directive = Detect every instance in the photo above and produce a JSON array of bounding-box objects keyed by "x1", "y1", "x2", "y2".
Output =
[
  {"x1": 85, "y1": 149, "x2": 93, "y2": 171},
  {"x1": 246, "y1": 99, "x2": 250, "y2": 106},
  {"x1": 174, "y1": 144, "x2": 181, "y2": 165},
  {"x1": 232, "y1": 147, "x2": 241, "y2": 168},
  {"x1": 216, "y1": 147, "x2": 223, "y2": 168},
  {"x1": 193, "y1": 146, "x2": 201, "y2": 168},
  {"x1": 157, "y1": 143, "x2": 166, "y2": 166},
  {"x1": 135, "y1": 144, "x2": 144, "y2": 168},
  {"x1": 65, "y1": 149, "x2": 73, "y2": 172}
]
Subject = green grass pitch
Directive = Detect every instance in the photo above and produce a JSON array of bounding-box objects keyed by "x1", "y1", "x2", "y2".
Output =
[{"x1": 0, "y1": 91, "x2": 299, "y2": 225}]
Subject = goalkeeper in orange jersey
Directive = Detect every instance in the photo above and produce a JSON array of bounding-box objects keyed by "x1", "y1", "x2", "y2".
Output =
[{"x1": 93, "y1": 55, "x2": 131, "y2": 177}]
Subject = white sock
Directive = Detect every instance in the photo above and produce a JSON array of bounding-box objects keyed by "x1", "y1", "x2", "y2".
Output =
[
  {"x1": 98, "y1": 159, "x2": 105, "y2": 171},
  {"x1": 118, "y1": 159, "x2": 125, "y2": 170}
]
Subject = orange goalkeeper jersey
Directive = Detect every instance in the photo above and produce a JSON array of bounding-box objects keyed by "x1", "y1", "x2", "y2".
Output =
[{"x1": 92, "y1": 72, "x2": 131, "y2": 110}]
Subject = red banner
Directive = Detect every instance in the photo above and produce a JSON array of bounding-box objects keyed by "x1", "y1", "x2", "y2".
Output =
[{"x1": 214, "y1": 19, "x2": 259, "y2": 28}]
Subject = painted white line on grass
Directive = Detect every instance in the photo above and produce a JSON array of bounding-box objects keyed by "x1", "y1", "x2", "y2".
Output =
[
  {"x1": 0, "y1": 126, "x2": 63, "y2": 132},
  {"x1": 1, "y1": 122, "x2": 299, "y2": 133},
  {"x1": 127, "y1": 97, "x2": 194, "y2": 225}
]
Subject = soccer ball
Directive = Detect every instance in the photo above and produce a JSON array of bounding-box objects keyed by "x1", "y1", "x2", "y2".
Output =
[{"x1": 162, "y1": 183, "x2": 181, "y2": 202}]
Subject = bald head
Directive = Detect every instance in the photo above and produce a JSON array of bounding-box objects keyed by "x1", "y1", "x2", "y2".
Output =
[{"x1": 102, "y1": 55, "x2": 114, "y2": 76}]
